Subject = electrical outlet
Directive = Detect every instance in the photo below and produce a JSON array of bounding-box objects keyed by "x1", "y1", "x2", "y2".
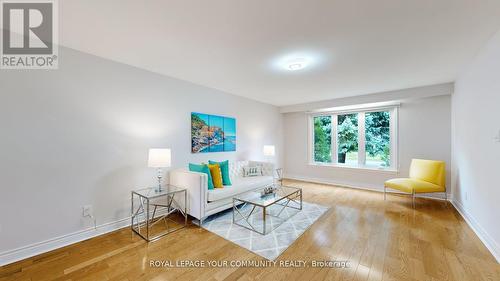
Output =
[{"x1": 82, "y1": 205, "x2": 93, "y2": 217}]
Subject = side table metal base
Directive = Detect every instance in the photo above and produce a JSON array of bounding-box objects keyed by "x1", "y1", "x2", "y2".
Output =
[{"x1": 131, "y1": 187, "x2": 187, "y2": 242}]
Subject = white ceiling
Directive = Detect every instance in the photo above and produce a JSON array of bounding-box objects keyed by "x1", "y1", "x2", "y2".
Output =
[{"x1": 60, "y1": 0, "x2": 500, "y2": 106}]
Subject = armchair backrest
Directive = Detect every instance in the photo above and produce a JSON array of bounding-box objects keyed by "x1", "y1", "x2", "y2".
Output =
[{"x1": 409, "y1": 159, "x2": 446, "y2": 187}]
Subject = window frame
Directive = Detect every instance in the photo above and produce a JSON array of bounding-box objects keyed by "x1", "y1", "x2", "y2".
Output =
[{"x1": 309, "y1": 105, "x2": 399, "y2": 172}]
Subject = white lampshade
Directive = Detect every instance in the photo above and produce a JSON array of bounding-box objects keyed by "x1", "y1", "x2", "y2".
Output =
[
  {"x1": 148, "y1": 148, "x2": 171, "y2": 168},
  {"x1": 263, "y1": 145, "x2": 275, "y2": 157}
]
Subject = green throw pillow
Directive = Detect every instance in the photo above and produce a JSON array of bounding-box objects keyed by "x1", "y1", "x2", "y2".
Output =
[
  {"x1": 209, "y1": 160, "x2": 232, "y2": 186},
  {"x1": 189, "y1": 163, "x2": 214, "y2": 190}
]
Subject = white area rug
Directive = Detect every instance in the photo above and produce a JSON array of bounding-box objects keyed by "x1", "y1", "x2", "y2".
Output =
[{"x1": 202, "y1": 201, "x2": 329, "y2": 260}]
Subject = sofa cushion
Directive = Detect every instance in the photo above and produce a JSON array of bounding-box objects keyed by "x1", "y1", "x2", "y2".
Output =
[
  {"x1": 189, "y1": 163, "x2": 214, "y2": 190},
  {"x1": 209, "y1": 160, "x2": 232, "y2": 186},
  {"x1": 208, "y1": 163, "x2": 223, "y2": 188},
  {"x1": 228, "y1": 161, "x2": 248, "y2": 180},
  {"x1": 207, "y1": 176, "x2": 273, "y2": 202},
  {"x1": 385, "y1": 178, "x2": 445, "y2": 194}
]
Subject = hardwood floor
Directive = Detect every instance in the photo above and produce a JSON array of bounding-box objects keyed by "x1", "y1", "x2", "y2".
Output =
[{"x1": 1, "y1": 180, "x2": 499, "y2": 281}]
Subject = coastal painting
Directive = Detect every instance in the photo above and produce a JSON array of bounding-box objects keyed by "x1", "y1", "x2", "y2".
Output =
[{"x1": 191, "y1": 112, "x2": 236, "y2": 153}]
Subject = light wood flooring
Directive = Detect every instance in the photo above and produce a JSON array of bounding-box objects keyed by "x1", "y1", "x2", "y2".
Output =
[{"x1": 1, "y1": 180, "x2": 499, "y2": 281}]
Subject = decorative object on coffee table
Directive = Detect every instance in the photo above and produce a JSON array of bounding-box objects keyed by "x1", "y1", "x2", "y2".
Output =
[{"x1": 260, "y1": 185, "x2": 276, "y2": 196}]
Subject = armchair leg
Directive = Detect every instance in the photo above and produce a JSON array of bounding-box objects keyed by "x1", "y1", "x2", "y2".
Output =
[{"x1": 412, "y1": 190, "x2": 416, "y2": 209}]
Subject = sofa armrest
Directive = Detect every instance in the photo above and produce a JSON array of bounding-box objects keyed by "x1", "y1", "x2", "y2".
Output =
[
  {"x1": 249, "y1": 161, "x2": 275, "y2": 177},
  {"x1": 169, "y1": 169, "x2": 207, "y2": 220}
]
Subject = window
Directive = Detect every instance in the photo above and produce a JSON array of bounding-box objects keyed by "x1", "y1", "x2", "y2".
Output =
[
  {"x1": 311, "y1": 107, "x2": 397, "y2": 170},
  {"x1": 313, "y1": 116, "x2": 332, "y2": 163},
  {"x1": 365, "y1": 111, "x2": 391, "y2": 168},
  {"x1": 337, "y1": 113, "x2": 358, "y2": 165}
]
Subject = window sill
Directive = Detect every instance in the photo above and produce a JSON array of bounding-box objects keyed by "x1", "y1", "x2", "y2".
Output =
[{"x1": 308, "y1": 162, "x2": 399, "y2": 174}]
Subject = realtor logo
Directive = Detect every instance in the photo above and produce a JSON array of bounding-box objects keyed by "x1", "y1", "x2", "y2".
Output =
[{"x1": 1, "y1": 0, "x2": 58, "y2": 69}]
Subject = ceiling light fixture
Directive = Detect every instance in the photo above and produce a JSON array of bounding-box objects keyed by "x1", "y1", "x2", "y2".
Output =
[
  {"x1": 270, "y1": 51, "x2": 324, "y2": 73},
  {"x1": 288, "y1": 63, "x2": 304, "y2": 70},
  {"x1": 286, "y1": 58, "x2": 307, "y2": 71}
]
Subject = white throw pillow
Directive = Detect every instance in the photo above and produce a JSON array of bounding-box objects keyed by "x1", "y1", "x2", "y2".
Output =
[{"x1": 243, "y1": 166, "x2": 262, "y2": 177}]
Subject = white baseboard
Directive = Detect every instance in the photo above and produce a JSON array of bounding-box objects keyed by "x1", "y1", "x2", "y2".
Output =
[
  {"x1": 0, "y1": 206, "x2": 174, "y2": 267},
  {"x1": 285, "y1": 173, "x2": 381, "y2": 192},
  {"x1": 450, "y1": 199, "x2": 500, "y2": 263},
  {"x1": 0, "y1": 217, "x2": 131, "y2": 266},
  {"x1": 285, "y1": 174, "x2": 451, "y2": 200}
]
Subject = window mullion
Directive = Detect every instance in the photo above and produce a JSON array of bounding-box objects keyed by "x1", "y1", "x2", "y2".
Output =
[{"x1": 358, "y1": 112, "x2": 366, "y2": 166}]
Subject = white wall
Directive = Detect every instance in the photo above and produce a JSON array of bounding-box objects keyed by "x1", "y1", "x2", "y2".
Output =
[
  {"x1": 0, "y1": 47, "x2": 283, "y2": 264},
  {"x1": 452, "y1": 29, "x2": 500, "y2": 262},
  {"x1": 283, "y1": 94, "x2": 451, "y2": 193}
]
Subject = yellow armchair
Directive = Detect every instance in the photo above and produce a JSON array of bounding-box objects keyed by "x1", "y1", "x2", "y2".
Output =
[{"x1": 384, "y1": 159, "x2": 446, "y2": 208}]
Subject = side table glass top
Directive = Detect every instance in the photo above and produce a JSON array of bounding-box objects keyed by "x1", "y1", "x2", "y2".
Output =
[{"x1": 133, "y1": 185, "x2": 186, "y2": 199}]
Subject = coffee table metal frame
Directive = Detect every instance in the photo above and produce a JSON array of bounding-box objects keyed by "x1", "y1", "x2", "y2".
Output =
[{"x1": 232, "y1": 186, "x2": 302, "y2": 235}]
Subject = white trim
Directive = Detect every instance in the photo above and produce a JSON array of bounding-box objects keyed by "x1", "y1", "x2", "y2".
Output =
[
  {"x1": 450, "y1": 199, "x2": 500, "y2": 263},
  {"x1": 390, "y1": 107, "x2": 399, "y2": 169},
  {"x1": 286, "y1": 174, "x2": 382, "y2": 192},
  {"x1": 0, "y1": 207, "x2": 172, "y2": 266},
  {"x1": 285, "y1": 174, "x2": 451, "y2": 200},
  {"x1": 280, "y1": 83, "x2": 453, "y2": 113},
  {"x1": 0, "y1": 217, "x2": 130, "y2": 266},
  {"x1": 308, "y1": 102, "x2": 401, "y2": 116},
  {"x1": 307, "y1": 114, "x2": 314, "y2": 164},
  {"x1": 309, "y1": 107, "x2": 398, "y2": 170}
]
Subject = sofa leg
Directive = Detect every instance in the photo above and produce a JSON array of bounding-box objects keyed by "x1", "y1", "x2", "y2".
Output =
[{"x1": 193, "y1": 217, "x2": 205, "y2": 227}]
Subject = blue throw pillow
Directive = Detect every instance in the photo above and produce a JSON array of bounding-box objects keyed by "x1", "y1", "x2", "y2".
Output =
[
  {"x1": 209, "y1": 160, "x2": 232, "y2": 186},
  {"x1": 189, "y1": 163, "x2": 214, "y2": 190}
]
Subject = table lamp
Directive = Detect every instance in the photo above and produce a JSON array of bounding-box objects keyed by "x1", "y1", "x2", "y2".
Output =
[
  {"x1": 263, "y1": 145, "x2": 275, "y2": 157},
  {"x1": 148, "y1": 148, "x2": 171, "y2": 192}
]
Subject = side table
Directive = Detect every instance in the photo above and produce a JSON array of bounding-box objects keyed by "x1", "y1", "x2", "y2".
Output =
[{"x1": 131, "y1": 185, "x2": 187, "y2": 241}]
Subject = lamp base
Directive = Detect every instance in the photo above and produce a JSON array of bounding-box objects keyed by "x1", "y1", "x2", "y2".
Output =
[{"x1": 156, "y1": 168, "x2": 163, "y2": 192}]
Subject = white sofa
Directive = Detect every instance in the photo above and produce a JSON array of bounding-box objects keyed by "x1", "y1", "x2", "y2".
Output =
[{"x1": 170, "y1": 161, "x2": 274, "y2": 224}]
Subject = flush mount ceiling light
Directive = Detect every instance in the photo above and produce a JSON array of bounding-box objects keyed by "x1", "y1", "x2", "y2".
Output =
[
  {"x1": 270, "y1": 51, "x2": 324, "y2": 73},
  {"x1": 286, "y1": 58, "x2": 308, "y2": 71}
]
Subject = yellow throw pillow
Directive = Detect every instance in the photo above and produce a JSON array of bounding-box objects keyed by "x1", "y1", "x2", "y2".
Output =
[{"x1": 208, "y1": 164, "x2": 223, "y2": 188}]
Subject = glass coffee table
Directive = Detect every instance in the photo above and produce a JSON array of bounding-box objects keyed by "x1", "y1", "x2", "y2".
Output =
[{"x1": 232, "y1": 185, "x2": 302, "y2": 235}]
